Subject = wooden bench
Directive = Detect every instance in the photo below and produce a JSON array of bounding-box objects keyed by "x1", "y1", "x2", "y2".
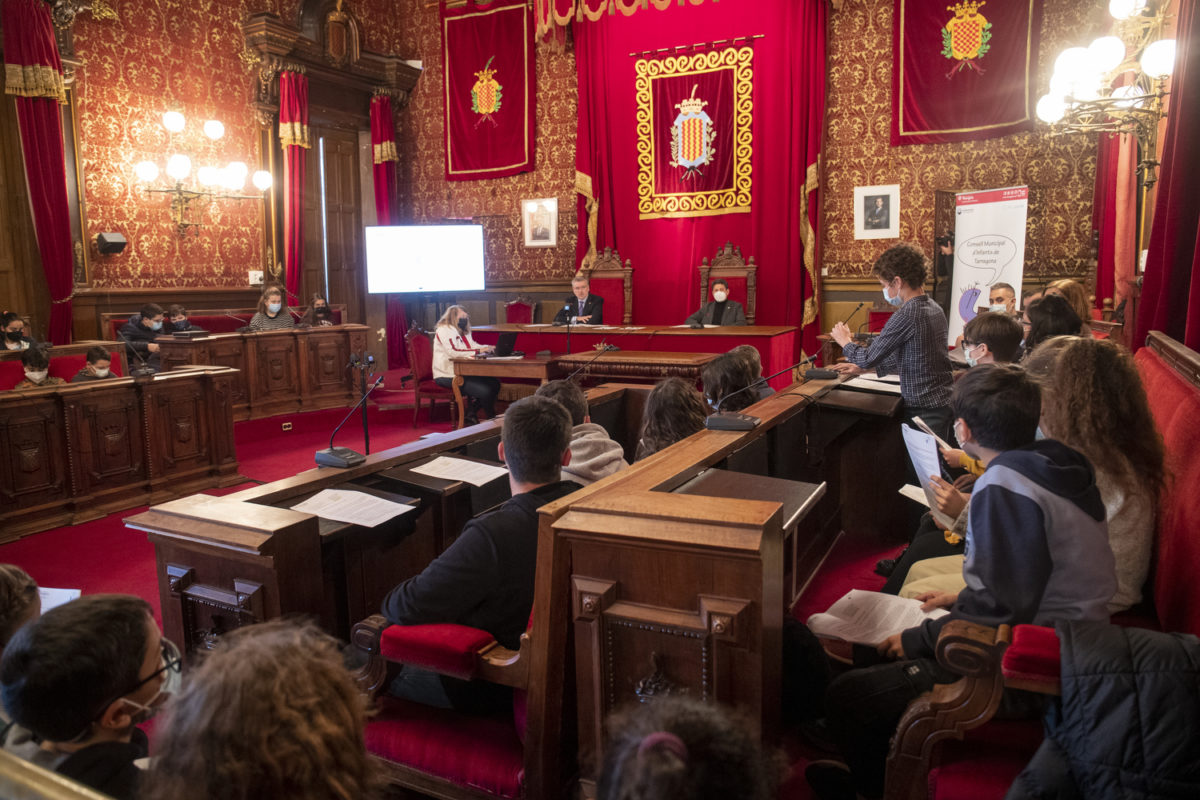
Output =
[{"x1": 100, "y1": 305, "x2": 346, "y2": 340}]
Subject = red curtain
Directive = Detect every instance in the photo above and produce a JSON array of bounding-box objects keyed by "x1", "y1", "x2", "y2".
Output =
[
  {"x1": 371, "y1": 94, "x2": 409, "y2": 368},
  {"x1": 2, "y1": 0, "x2": 74, "y2": 345},
  {"x1": 279, "y1": 71, "x2": 309, "y2": 307},
  {"x1": 1134, "y1": 0, "x2": 1200, "y2": 352},
  {"x1": 574, "y1": 0, "x2": 826, "y2": 356},
  {"x1": 1093, "y1": 132, "x2": 1120, "y2": 312}
]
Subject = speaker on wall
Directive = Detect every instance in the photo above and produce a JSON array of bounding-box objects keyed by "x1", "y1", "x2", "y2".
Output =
[{"x1": 96, "y1": 232, "x2": 127, "y2": 254}]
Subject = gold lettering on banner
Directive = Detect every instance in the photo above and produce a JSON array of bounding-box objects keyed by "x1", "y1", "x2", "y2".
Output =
[{"x1": 634, "y1": 47, "x2": 754, "y2": 220}]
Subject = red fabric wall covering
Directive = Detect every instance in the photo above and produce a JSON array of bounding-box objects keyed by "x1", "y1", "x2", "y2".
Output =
[
  {"x1": 279, "y1": 71, "x2": 309, "y2": 307},
  {"x1": 574, "y1": 0, "x2": 826, "y2": 354},
  {"x1": 1134, "y1": 0, "x2": 1200, "y2": 352},
  {"x1": 372, "y1": 93, "x2": 409, "y2": 368}
]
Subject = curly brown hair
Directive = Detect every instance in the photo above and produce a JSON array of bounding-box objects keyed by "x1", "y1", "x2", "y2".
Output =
[
  {"x1": 0, "y1": 564, "x2": 38, "y2": 648},
  {"x1": 1024, "y1": 337, "x2": 1166, "y2": 500},
  {"x1": 637, "y1": 378, "x2": 708, "y2": 460},
  {"x1": 871, "y1": 244, "x2": 928, "y2": 289},
  {"x1": 140, "y1": 619, "x2": 376, "y2": 800}
]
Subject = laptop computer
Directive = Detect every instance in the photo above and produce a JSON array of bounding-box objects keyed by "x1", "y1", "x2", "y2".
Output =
[{"x1": 478, "y1": 332, "x2": 521, "y2": 358}]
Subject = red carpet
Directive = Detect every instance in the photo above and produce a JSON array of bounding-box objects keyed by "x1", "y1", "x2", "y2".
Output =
[{"x1": 0, "y1": 402, "x2": 454, "y2": 618}]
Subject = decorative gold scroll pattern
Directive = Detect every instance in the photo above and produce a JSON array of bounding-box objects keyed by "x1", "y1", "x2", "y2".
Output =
[
  {"x1": 535, "y1": 0, "x2": 717, "y2": 39},
  {"x1": 634, "y1": 46, "x2": 753, "y2": 220},
  {"x1": 822, "y1": 0, "x2": 1107, "y2": 280},
  {"x1": 392, "y1": 0, "x2": 578, "y2": 283}
]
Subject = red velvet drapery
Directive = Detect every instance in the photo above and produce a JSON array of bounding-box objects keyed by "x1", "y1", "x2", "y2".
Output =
[
  {"x1": 1134, "y1": 0, "x2": 1200, "y2": 352},
  {"x1": 2, "y1": 0, "x2": 74, "y2": 345},
  {"x1": 371, "y1": 94, "x2": 409, "y2": 368},
  {"x1": 573, "y1": 0, "x2": 826, "y2": 356},
  {"x1": 279, "y1": 71, "x2": 309, "y2": 307},
  {"x1": 1092, "y1": 132, "x2": 1120, "y2": 312}
]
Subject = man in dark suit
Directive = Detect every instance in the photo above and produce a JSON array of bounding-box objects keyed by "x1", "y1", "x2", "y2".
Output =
[
  {"x1": 684, "y1": 278, "x2": 747, "y2": 327},
  {"x1": 553, "y1": 276, "x2": 604, "y2": 325}
]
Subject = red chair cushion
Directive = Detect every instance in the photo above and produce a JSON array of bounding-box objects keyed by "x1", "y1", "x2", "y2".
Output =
[
  {"x1": 504, "y1": 302, "x2": 533, "y2": 324},
  {"x1": 927, "y1": 720, "x2": 1042, "y2": 800},
  {"x1": 365, "y1": 696, "x2": 524, "y2": 799},
  {"x1": 409, "y1": 332, "x2": 435, "y2": 382},
  {"x1": 380, "y1": 624, "x2": 496, "y2": 680},
  {"x1": 0, "y1": 360, "x2": 24, "y2": 390},
  {"x1": 1001, "y1": 625, "x2": 1061, "y2": 686},
  {"x1": 588, "y1": 277, "x2": 625, "y2": 325}
]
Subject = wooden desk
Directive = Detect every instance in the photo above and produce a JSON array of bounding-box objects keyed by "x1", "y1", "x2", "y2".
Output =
[
  {"x1": 155, "y1": 325, "x2": 369, "y2": 420},
  {"x1": 472, "y1": 323, "x2": 798, "y2": 390},
  {"x1": 553, "y1": 350, "x2": 717, "y2": 384},
  {"x1": 451, "y1": 353, "x2": 559, "y2": 429}
]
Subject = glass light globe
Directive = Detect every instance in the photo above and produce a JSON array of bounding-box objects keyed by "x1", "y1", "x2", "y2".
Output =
[
  {"x1": 222, "y1": 168, "x2": 246, "y2": 192},
  {"x1": 197, "y1": 166, "x2": 220, "y2": 186},
  {"x1": 1049, "y1": 71, "x2": 1074, "y2": 97},
  {"x1": 162, "y1": 111, "x2": 186, "y2": 133},
  {"x1": 252, "y1": 170, "x2": 273, "y2": 191},
  {"x1": 203, "y1": 120, "x2": 225, "y2": 140},
  {"x1": 1110, "y1": 84, "x2": 1146, "y2": 109},
  {"x1": 1054, "y1": 47, "x2": 1090, "y2": 83},
  {"x1": 1072, "y1": 77, "x2": 1102, "y2": 102},
  {"x1": 226, "y1": 160, "x2": 248, "y2": 177},
  {"x1": 1036, "y1": 94, "x2": 1066, "y2": 124},
  {"x1": 134, "y1": 161, "x2": 159, "y2": 183},
  {"x1": 1108, "y1": 0, "x2": 1147, "y2": 21},
  {"x1": 1141, "y1": 39, "x2": 1177, "y2": 79},
  {"x1": 165, "y1": 154, "x2": 192, "y2": 181},
  {"x1": 1088, "y1": 36, "x2": 1126, "y2": 74}
]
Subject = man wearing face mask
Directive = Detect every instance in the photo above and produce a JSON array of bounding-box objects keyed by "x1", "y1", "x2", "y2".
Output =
[
  {"x1": 829, "y1": 244, "x2": 955, "y2": 440},
  {"x1": 13, "y1": 346, "x2": 66, "y2": 390},
  {"x1": 70, "y1": 347, "x2": 117, "y2": 383},
  {"x1": 986, "y1": 282, "x2": 1017, "y2": 315},
  {"x1": 684, "y1": 278, "x2": 747, "y2": 327},
  {"x1": 117, "y1": 303, "x2": 165, "y2": 374},
  {"x1": 0, "y1": 594, "x2": 181, "y2": 800}
]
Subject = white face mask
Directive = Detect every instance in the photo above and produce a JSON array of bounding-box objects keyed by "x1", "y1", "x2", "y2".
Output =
[
  {"x1": 24, "y1": 369, "x2": 48, "y2": 383},
  {"x1": 989, "y1": 304, "x2": 1007, "y2": 313},
  {"x1": 882, "y1": 284, "x2": 903, "y2": 307},
  {"x1": 93, "y1": 367, "x2": 110, "y2": 378},
  {"x1": 713, "y1": 290, "x2": 728, "y2": 303}
]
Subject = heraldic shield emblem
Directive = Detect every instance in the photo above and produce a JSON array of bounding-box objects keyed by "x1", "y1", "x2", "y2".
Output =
[
  {"x1": 942, "y1": 0, "x2": 992, "y2": 77},
  {"x1": 669, "y1": 85, "x2": 716, "y2": 179},
  {"x1": 471, "y1": 55, "x2": 502, "y2": 128}
]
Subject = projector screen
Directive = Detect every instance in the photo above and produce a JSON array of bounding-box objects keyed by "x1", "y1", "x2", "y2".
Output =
[{"x1": 364, "y1": 225, "x2": 485, "y2": 293}]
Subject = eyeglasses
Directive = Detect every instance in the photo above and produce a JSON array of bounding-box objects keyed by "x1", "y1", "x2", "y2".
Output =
[{"x1": 77, "y1": 637, "x2": 182, "y2": 739}]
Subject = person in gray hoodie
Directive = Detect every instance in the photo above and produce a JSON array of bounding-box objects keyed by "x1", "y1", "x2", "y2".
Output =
[{"x1": 535, "y1": 379, "x2": 629, "y2": 486}]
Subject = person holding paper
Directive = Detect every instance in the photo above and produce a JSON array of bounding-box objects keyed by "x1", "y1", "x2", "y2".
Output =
[
  {"x1": 380, "y1": 396, "x2": 581, "y2": 712},
  {"x1": 828, "y1": 244, "x2": 954, "y2": 440},
  {"x1": 808, "y1": 365, "x2": 1116, "y2": 800},
  {"x1": 432, "y1": 305, "x2": 498, "y2": 426}
]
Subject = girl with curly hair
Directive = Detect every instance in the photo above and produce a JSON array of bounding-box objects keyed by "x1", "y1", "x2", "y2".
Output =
[{"x1": 634, "y1": 377, "x2": 709, "y2": 461}]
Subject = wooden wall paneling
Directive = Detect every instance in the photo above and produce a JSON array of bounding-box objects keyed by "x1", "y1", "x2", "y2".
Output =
[
  {"x1": 62, "y1": 382, "x2": 147, "y2": 520},
  {"x1": 301, "y1": 326, "x2": 364, "y2": 406},
  {"x1": 303, "y1": 134, "x2": 326, "y2": 307},
  {"x1": 247, "y1": 331, "x2": 303, "y2": 418},
  {"x1": 323, "y1": 128, "x2": 365, "y2": 323},
  {"x1": 143, "y1": 376, "x2": 214, "y2": 501},
  {"x1": 0, "y1": 395, "x2": 70, "y2": 530}
]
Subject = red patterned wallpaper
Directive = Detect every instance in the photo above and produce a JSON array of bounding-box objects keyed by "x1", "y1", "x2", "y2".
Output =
[
  {"x1": 822, "y1": 0, "x2": 1109, "y2": 281},
  {"x1": 391, "y1": 0, "x2": 578, "y2": 284}
]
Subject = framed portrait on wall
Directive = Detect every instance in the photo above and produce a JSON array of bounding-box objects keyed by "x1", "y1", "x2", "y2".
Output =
[
  {"x1": 522, "y1": 197, "x2": 558, "y2": 247},
  {"x1": 854, "y1": 184, "x2": 900, "y2": 240}
]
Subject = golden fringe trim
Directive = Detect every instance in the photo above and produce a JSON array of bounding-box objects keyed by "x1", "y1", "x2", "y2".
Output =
[
  {"x1": 5, "y1": 63, "x2": 66, "y2": 103},
  {"x1": 373, "y1": 141, "x2": 398, "y2": 164},
  {"x1": 799, "y1": 156, "x2": 820, "y2": 326},
  {"x1": 576, "y1": 170, "x2": 598, "y2": 271},
  {"x1": 279, "y1": 121, "x2": 310, "y2": 149},
  {"x1": 537, "y1": 0, "x2": 715, "y2": 37}
]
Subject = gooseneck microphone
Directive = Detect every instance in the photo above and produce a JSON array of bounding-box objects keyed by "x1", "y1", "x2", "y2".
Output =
[
  {"x1": 315, "y1": 375, "x2": 384, "y2": 468},
  {"x1": 565, "y1": 341, "x2": 615, "y2": 381},
  {"x1": 115, "y1": 328, "x2": 156, "y2": 377}
]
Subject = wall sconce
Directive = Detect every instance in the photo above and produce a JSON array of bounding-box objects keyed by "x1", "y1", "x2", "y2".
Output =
[
  {"x1": 1036, "y1": 0, "x2": 1175, "y2": 188},
  {"x1": 134, "y1": 111, "x2": 273, "y2": 236}
]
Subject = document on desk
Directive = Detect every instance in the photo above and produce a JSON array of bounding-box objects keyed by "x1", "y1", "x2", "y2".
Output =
[
  {"x1": 807, "y1": 590, "x2": 949, "y2": 645},
  {"x1": 39, "y1": 587, "x2": 81, "y2": 612},
  {"x1": 410, "y1": 456, "x2": 509, "y2": 487},
  {"x1": 864, "y1": 372, "x2": 901, "y2": 384},
  {"x1": 291, "y1": 488, "x2": 416, "y2": 527},
  {"x1": 522, "y1": 323, "x2": 553, "y2": 327},
  {"x1": 845, "y1": 377, "x2": 903, "y2": 395},
  {"x1": 901, "y1": 426, "x2": 957, "y2": 529}
]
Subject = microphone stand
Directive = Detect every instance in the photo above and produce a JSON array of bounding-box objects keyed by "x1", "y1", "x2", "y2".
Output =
[
  {"x1": 705, "y1": 354, "x2": 825, "y2": 431},
  {"x1": 116, "y1": 329, "x2": 155, "y2": 378},
  {"x1": 564, "y1": 340, "x2": 613, "y2": 382},
  {"x1": 564, "y1": 304, "x2": 574, "y2": 355},
  {"x1": 348, "y1": 353, "x2": 377, "y2": 455},
  {"x1": 315, "y1": 375, "x2": 385, "y2": 468}
]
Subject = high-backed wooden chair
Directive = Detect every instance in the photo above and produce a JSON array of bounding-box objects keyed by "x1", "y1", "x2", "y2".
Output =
[
  {"x1": 405, "y1": 324, "x2": 454, "y2": 428},
  {"x1": 698, "y1": 241, "x2": 758, "y2": 324},
  {"x1": 504, "y1": 295, "x2": 536, "y2": 324},
  {"x1": 581, "y1": 247, "x2": 634, "y2": 324}
]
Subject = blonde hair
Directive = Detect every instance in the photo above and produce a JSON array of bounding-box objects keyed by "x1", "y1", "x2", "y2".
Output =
[
  {"x1": 141, "y1": 619, "x2": 376, "y2": 800},
  {"x1": 256, "y1": 287, "x2": 285, "y2": 316},
  {"x1": 435, "y1": 305, "x2": 469, "y2": 333},
  {"x1": 1045, "y1": 279, "x2": 1092, "y2": 325}
]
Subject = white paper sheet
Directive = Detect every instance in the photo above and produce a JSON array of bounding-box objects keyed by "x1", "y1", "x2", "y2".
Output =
[
  {"x1": 410, "y1": 456, "x2": 509, "y2": 487},
  {"x1": 845, "y1": 377, "x2": 904, "y2": 395},
  {"x1": 864, "y1": 372, "x2": 902, "y2": 384},
  {"x1": 898, "y1": 484, "x2": 931, "y2": 508},
  {"x1": 521, "y1": 323, "x2": 553, "y2": 328},
  {"x1": 912, "y1": 415, "x2": 953, "y2": 451},
  {"x1": 39, "y1": 587, "x2": 81, "y2": 612},
  {"x1": 291, "y1": 488, "x2": 416, "y2": 527},
  {"x1": 807, "y1": 589, "x2": 949, "y2": 645},
  {"x1": 901, "y1": 426, "x2": 957, "y2": 529}
]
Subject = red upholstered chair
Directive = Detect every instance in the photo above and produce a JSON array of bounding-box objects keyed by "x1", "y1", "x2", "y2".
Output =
[
  {"x1": 697, "y1": 241, "x2": 757, "y2": 324},
  {"x1": 581, "y1": 246, "x2": 633, "y2": 324},
  {"x1": 405, "y1": 324, "x2": 455, "y2": 428},
  {"x1": 0, "y1": 359, "x2": 24, "y2": 390},
  {"x1": 504, "y1": 296, "x2": 535, "y2": 324}
]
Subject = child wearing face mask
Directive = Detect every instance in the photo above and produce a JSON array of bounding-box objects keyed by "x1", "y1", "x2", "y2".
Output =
[
  {"x1": 2, "y1": 312, "x2": 33, "y2": 351},
  {"x1": 248, "y1": 290, "x2": 296, "y2": 332},
  {"x1": 117, "y1": 303, "x2": 165, "y2": 373},
  {"x1": 71, "y1": 347, "x2": 117, "y2": 383},
  {"x1": 13, "y1": 346, "x2": 65, "y2": 390}
]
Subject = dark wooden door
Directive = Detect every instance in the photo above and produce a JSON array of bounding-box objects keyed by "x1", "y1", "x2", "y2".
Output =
[{"x1": 303, "y1": 126, "x2": 364, "y2": 324}]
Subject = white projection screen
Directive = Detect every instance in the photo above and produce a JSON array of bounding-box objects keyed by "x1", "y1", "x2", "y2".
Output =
[{"x1": 364, "y1": 225, "x2": 486, "y2": 293}]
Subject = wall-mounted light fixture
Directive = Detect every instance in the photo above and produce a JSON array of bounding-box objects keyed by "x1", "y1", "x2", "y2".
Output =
[{"x1": 134, "y1": 111, "x2": 273, "y2": 236}]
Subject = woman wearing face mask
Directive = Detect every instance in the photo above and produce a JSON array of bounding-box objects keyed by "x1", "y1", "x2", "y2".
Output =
[
  {"x1": 2, "y1": 312, "x2": 33, "y2": 351},
  {"x1": 432, "y1": 305, "x2": 497, "y2": 426},
  {"x1": 684, "y1": 279, "x2": 748, "y2": 327},
  {"x1": 249, "y1": 289, "x2": 296, "y2": 332},
  {"x1": 829, "y1": 244, "x2": 955, "y2": 439},
  {"x1": 13, "y1": 346, "x2": 66, "y2": 390},
  {"x1": 299, "y1": 293, "x2": 335, "y2": 327}
]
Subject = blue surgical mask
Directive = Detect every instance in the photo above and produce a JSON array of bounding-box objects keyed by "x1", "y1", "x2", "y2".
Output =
[
  {"x1": 965, "y1": 343, "x2": 982, "y2": 368},
  {"x1": 150, "y1": 320, "x2": 163, "y2": 331},
  {"x1": 883, "y1": 284, "x2": 903, "y2": 307},
  {"x1": 989, "y1": 304, "x2": 1007, "y2": 313},
  {"x1": 1035, "y1": 426, "x2": 1046, "y2": 441},
  {"x1": 268, "y1": 302, "x2": 282, "y2": 314}
]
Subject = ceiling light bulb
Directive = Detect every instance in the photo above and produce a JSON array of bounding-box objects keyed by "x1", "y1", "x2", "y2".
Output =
[
  {"x1": 134, "y1": 161, "x2": 159, "y2": 183},
  {"x1": 197, "y1": 166, "x2": 220, "y2": 186},
  {"x1": 1054, "y1": 47, "x2": 1090, "y2": 83},
  {"x1": 252, "y1": 170, "x2": 273, "y2": 191},
  {"x1": 165, "y1": 154, "x2": 192, "y2": 181},
  {"x1": 1108, "y1": 0, "x2": 1147, "y2": 21},
  {"x1": 1036, "y1": 94, "x2": 1066, "y2": 124},
  {"x1": 203, "y1": 120, "x2": 225, "y2": 140},
  {"x1": 1088, "y1": 36, "x2": 1126, "y2": 74},
  {"x1": 162, "y1": 111, "x2": 186, "y2": 133},
  {"x1": 1141, "y1": 39, "x2": 1176, "y2": 79}
]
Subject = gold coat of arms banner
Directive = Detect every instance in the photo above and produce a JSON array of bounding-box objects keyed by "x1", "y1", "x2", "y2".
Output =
[{"x1": 634, "y1": 46, "x2": 754, "y2": 219}]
